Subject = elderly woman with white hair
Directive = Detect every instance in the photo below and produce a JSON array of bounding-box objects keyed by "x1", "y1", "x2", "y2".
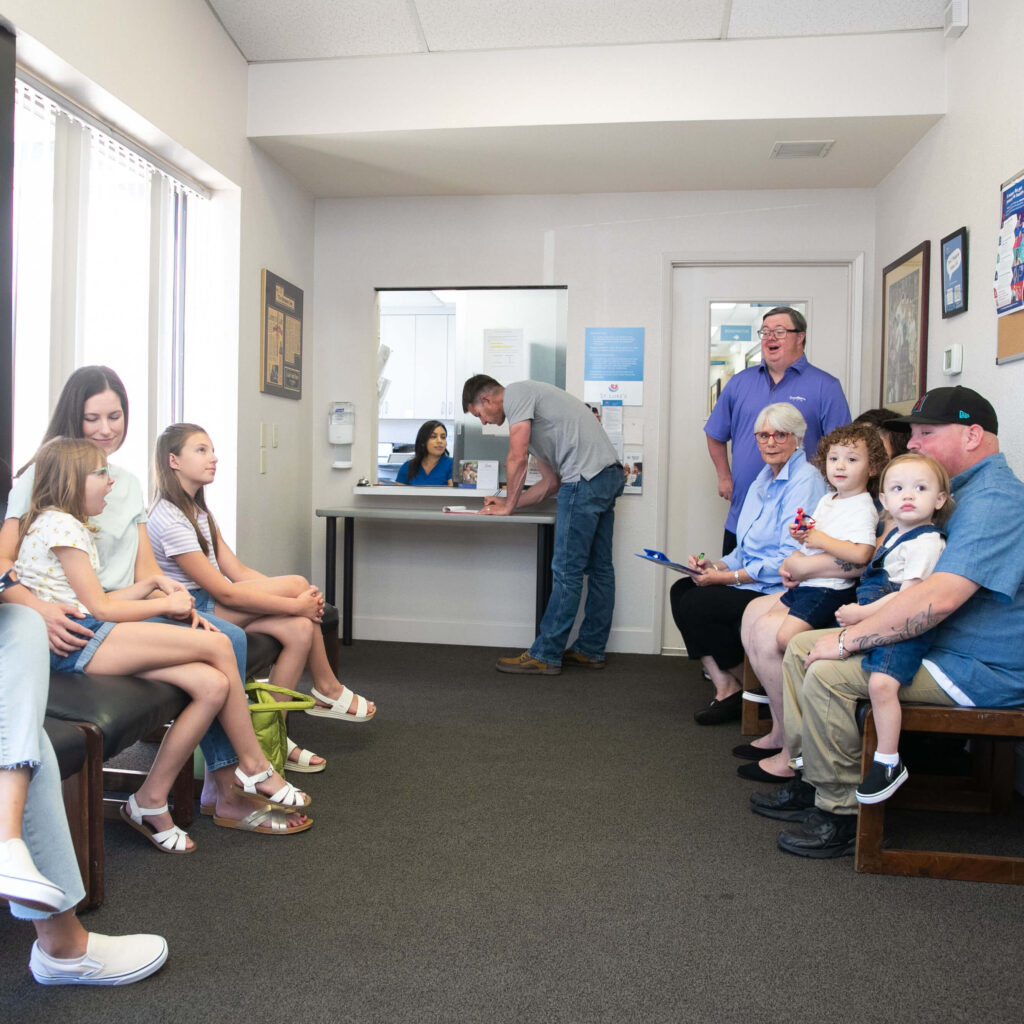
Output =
[{"x1": 670, "y1": 402, "x2": 827, "y2": 726}]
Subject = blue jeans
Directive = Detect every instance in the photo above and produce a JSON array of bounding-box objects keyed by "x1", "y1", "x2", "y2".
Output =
[
  {"x1": 529, "y1": 464, "x2": 624, "y2": 665},
  {"x1": 1, "y1": 605, "x2": 86, "y2": 919},
  {"x1": 148, "y1": 598, "x2": 248, "y2": 773}
]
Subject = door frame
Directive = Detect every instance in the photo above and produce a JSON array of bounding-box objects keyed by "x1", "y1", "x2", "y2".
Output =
[{"x1": 653, "y1": 251, "x2": 866, "y2": 651}]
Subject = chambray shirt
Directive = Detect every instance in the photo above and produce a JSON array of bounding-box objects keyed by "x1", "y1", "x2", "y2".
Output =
[
  {"x1": 920, "y1": 453, "x2": 1024, "y2": 707},
  {"x1": 720, "y1": 448, "x2": 827, "y2": 593},
  {"x1": 705, "y1": 355, "x2": 850, "y2": 532}
]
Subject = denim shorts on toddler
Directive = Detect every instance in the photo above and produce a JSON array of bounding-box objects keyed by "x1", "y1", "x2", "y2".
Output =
[
  {"x1": 49, "y1": 614, "x2": 117, "y2": 673},
  {"x1": 861, "y1": 634, "x2": 932, "y2": 686},
  {"x1": 780, "y1": 584, "x2": 857, "y2": 628}
]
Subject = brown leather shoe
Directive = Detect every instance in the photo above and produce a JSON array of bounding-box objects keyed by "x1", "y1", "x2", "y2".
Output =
[
  {"x1": 561, "y1": 649, "x2": 606, "y2": 669},
  {"x1": 496, "y1": 651, "x2": 561, "y2": 675}
]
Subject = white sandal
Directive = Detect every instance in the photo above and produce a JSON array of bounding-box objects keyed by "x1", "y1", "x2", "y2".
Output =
[
  {"x1": 285, "y1": 737, "x2": 326, "y2": 774},
  {"x1": 119, "y1": 794, "x2": 194, "y2": 854},
  {"x1": 232, "y1": 764, "x2": 312, "y2": 810},
  {"x1": 305, "y1": 685, "x2": 375, "y2": 723}
]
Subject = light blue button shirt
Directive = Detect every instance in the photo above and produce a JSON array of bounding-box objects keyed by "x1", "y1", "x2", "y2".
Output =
[{"x1": 721, "y1": 448, "x2": 828, "y2": 593}]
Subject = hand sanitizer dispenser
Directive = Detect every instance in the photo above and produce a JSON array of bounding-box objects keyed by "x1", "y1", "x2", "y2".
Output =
[{"x1": 329, "y1": 402, "x2": 354, "y2": 468}]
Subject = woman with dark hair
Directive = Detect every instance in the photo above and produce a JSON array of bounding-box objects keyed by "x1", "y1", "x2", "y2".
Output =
[
  {"x1": 0, "y1": 366, "x2": 310, "y2": 835},
  {"x1": 395, "y1": 420, "x2": 454, "y2": 486},
  {"x1": 853, "y1": 407, "x2": 909, "y2": 458}
]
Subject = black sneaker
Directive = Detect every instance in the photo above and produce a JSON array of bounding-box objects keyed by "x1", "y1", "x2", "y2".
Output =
[
  {"x1": 856, "y1": 759, "x2": 909, "y2": 804},
  {"x1": 776, "y1": 809, "x2": 857, "y2": 859},
  {"x1": 749, "y1": 772, "x2": 816, "y2": 821}
]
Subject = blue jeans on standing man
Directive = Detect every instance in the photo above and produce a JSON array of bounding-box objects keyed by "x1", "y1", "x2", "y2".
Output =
[{"x1": 529, "y1": 463, "x2": 624, "y2": 666}]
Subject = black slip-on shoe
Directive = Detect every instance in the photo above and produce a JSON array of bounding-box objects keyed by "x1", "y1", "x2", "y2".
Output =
[
  {"x1": 737, "y1": 761, "x2": 794, "y2": 784},
  {"x1": 776, "y1": 809, "x2": 857, "y2": 859},
  {"x1": 732, "y1": 743, "x2": 783, "y2": 761},
  {"x1": 749, "y1": 773, "x2": 816, "y2": 821},
  {"x1": 693, "y1": 690, "x2": 742, "y2": 725}
]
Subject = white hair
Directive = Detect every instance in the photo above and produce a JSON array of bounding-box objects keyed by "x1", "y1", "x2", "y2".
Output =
[{"x1": 755, "y1": 402, "x2": 807, "y2": 444}]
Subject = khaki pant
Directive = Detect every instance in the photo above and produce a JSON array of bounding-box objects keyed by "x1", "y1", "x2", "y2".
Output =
[{"x1": 782, "y1": 630, "x2": 957, "y2": 814}]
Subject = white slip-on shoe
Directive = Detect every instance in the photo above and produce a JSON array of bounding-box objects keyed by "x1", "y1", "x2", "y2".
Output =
[
  {"x1": 0, "y1": 838, "x2": 65, "y2": 912},
  {"x1": 30, "y1": 932, "x2": 168, "y2": 986}
]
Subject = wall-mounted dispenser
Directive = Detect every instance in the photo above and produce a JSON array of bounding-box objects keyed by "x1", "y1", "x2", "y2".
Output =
[{"x1": 329, "y1": 401, "x2": 354, "y2": 468}]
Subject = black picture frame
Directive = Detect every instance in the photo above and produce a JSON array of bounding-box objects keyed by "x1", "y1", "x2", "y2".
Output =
[{"x1": 940, "y1": 226, "x2": 969, "y2": 318}]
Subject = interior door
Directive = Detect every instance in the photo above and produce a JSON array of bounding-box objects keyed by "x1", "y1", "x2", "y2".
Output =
[{"x1": 661, "y1": 262, "x2": 856, "y2": 651}]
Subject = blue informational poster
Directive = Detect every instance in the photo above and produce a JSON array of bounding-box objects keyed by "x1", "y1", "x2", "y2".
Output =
[
  {"x1": 583, "y1": 327, "x2": 644, "y2": 406},
  {"x1": 720, "y1": 325, "x2": 752, "y2": 342}
]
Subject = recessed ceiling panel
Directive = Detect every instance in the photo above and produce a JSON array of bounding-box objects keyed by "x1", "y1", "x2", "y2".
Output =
[
  {"x1": 415, "y1": 0, "x2": 726, "y2": 51},
  {"x1": 207, "y1": 0, "x2": 427, "y2": 61},
  {"x1": 728, "y1": 0, "x2": 946, "y2": 39}
]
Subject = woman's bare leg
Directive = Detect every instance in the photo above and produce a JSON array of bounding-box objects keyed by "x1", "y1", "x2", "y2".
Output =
[
  {"x1": 701, "y1": 656, "x2": 743, "y2": 701},
  {"x1": 0, "y1": 768, "x2": 30, "y2": 841}
]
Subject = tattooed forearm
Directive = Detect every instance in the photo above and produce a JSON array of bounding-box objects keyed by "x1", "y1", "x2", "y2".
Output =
[
  {"x1": 832, "y1": 558, "x2": 867, "y2": 573},
  {"x1": 849, "y1": 604, "x2": 942, "y2": 650}
]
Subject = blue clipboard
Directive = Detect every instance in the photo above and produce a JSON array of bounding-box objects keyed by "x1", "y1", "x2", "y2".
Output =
[{"x1": 635, "y1": 548, "x2": 700, "y2": 576}]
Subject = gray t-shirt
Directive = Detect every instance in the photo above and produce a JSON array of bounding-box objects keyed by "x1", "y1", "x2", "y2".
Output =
[{"x1": 502, "y1": 381, "x2": 618, "y2": 483}]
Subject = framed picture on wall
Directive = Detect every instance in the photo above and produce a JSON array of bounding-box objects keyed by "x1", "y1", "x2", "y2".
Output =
[
  {"x1": 940, "y1": 226, "x2": 969, "y2": 318},
  {"x1": 880, "y1": 241, "x2": 930, "y2": 414},
  {"x1": 260, "y1": 269, "x2": 303, "y2": 399}
]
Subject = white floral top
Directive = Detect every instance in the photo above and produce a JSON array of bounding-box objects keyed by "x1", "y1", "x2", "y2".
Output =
[{"x1": 14, "y1": 510, "x2": 100, "y2": 615}]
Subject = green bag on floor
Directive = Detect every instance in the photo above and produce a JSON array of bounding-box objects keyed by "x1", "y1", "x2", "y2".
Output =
[{"x1": 245, "y1": 679, "x2": 316, "y2": 775}]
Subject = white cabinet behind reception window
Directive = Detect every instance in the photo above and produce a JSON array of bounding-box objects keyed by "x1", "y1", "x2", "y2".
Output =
[{"x1": 379, "y1": 312, "x2": 454, "y2": 420}]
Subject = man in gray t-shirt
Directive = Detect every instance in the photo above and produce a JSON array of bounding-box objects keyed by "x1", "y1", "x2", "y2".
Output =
[{"x1": 463, "y1": 375, "x2": 623, "y2": 675}]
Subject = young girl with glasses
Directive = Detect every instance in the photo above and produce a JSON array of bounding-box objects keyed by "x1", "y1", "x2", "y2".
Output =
[
  {"x1": 13, "y1": 438, "x2": 312, "y2": 852},
  {"x1": 147, "y1": 424, "x2": 376, "y2": 775}
]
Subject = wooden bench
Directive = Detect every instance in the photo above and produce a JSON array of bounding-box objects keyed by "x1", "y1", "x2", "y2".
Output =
[{"x1": 856, "y1": 703, "x2": 1024, "y2": 884}]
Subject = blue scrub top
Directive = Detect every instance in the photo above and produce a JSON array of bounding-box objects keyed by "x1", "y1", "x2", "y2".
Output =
[{"x1": 396, "y1": 454, "x2": 454, "y2": 486}]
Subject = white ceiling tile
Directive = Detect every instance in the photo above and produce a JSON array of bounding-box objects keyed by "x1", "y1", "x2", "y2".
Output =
[
  {"x1": 403, "y1": 0, "x2": 725, "y2": 52},
  {"x1": 207, "y1": 0, "x2": 427, "y2": 61},
  {"x1": 728, "y1": 0, "x2": 947, "y2": 39}
]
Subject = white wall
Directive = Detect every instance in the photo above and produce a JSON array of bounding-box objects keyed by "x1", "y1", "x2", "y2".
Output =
[
  {"x1": 874, "y1": 0, "x2": 1024, "y2": 475},
  {"x1": 2, "y1": 0, "x2": 317, "y2": 574},
  {"x1": 313, "y1": 188, "x2": 876, "y2": 651}
]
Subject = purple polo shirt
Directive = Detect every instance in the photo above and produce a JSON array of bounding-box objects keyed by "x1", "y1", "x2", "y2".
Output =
[{"x1": 704, "y1": 355, "x2": 851, "y2": 532}]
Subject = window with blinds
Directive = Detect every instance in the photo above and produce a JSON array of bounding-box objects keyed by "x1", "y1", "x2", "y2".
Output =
[{"x1": 11, "y1": 77, "x2": 205, "y2": 487}]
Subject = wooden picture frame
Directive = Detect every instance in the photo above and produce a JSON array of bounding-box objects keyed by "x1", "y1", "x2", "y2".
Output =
[
  {"x1": 940, "y1": 226, "x2": 969, "y2": 318},
  {"x1": 881, "y1": 242, "x2": 930, "y2": 414},
  {"x1": 259, "y1": 269, "x2": 303, "y2": 399}
]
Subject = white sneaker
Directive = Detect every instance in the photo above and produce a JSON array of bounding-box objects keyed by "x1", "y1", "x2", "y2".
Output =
[
  {"x1": 30, "y1": 932, "x2": 168, "y2": 986},
  {"x1": 0, "y1": 838, "x2": 65, "y2": 912}
]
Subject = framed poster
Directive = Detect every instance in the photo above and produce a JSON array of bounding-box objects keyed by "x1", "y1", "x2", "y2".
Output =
[
  {"x1": 881, "y1": 242, "x2": 930, "y2": 414},
  {"x1": 260, "y1": 269, "x2": 303, "y2": 399},
  {"x1": 940, "y1": 226, "x2": 968, "y2": 318}
]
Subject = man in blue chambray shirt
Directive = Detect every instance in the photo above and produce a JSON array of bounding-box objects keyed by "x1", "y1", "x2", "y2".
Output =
[
  {"x1": 753, "y1": 387, "x2": 1024, "y2": 857},
  {"x1": 705, "y1": 306, "x2": 850, "y2": 555}
]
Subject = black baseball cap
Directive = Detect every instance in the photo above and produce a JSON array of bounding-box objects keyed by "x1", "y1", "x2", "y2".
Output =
[{"x1": 884, "y1": 386, "x2": 998, "y2": 435}]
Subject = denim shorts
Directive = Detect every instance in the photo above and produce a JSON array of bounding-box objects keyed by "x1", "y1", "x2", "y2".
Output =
[
  {"x1": 780, "y1": 584, "x2": 857, "y2": 629},
  {"x1": 49, "y1": 614, "x2": 117, "y2": 673},
  {"x1": 191, "y1": 587, "x2": 215, "y2": 614}
]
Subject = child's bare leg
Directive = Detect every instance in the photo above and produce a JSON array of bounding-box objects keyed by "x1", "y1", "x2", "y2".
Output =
[
  {"x1": 304, "y1": 629, "x2": 375, "y2": 717},
  {"x1": 868, "y1": 672, "x2": 903, "y2": 755}
]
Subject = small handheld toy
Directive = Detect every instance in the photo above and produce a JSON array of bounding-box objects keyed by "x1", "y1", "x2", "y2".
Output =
[{"x1": 793, "y1": 508, "x2": 816, "y2": 530}]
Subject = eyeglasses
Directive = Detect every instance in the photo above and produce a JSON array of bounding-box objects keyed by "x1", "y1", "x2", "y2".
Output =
[
  {"x1": 89, "y1": 465, "x2": 111, "y2": 477},
  {"x1": 754, "y1": 431, "x2": 793, "y2": 445},
  {"x1": 757, "y1": 327, "x2": 801, "y2": 340}
]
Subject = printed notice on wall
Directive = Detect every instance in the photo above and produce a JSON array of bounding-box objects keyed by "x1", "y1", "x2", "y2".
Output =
[
  {"x1": 995, "y1": 178, "x2": 1024, "y2": 316},
  {"x1": 583, "y1": 327, "x2": 644, "y2": 406}
]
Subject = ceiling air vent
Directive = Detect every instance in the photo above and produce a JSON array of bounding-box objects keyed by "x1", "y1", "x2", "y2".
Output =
[{"x1": 769, "y1": 140, "x2": 835, "y2": 160}]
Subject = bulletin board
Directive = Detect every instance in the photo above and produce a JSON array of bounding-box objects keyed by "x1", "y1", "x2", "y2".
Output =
[{"x1": 996, "y1": 169, "x2": 1024, "y2": 364}]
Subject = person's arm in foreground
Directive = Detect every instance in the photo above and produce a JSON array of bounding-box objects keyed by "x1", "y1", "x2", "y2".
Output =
[
  {"x1": 804, "y1": 572, "x2": 978, "y2": 665},
  {"x1": 482, "y1": 421, "x2": 560, "y2": 515},
  {"x1": 706, "y1": 436, "x2": 732, "y2": 502}
]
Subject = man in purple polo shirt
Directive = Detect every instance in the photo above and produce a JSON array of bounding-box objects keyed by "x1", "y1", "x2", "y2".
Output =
[{"x1": 705, "y1": 306, "x2": 851, "y2": 554}]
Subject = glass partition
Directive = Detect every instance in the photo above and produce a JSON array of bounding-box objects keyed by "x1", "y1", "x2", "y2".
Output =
[{"x1": 376, "y1": 287, "x2": 567, "y2": 485}]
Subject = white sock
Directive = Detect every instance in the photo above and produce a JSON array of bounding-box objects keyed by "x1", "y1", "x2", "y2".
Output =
[{"x1": 874, "y1": 750, "x2": 899, "y2": 766}]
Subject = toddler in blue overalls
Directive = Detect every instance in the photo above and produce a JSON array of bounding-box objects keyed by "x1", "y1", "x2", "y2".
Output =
[{"x1": 835, "y1": 453, "x2": 952, "y2": 803}]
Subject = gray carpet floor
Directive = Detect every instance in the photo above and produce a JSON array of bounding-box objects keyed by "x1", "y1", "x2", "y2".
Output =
[{"x1": 2, "y1": 641, "x2": 1023, "y2": 1023}]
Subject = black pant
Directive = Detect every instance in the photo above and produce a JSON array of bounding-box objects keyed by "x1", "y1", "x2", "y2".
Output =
[{"x1": 669, "y1": 576, "x2": 761, "y2": 671}]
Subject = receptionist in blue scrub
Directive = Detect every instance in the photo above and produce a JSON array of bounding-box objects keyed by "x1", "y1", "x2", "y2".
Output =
[{"x1": 395, "y1": 420, "x2": 454, "y2": 486}]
